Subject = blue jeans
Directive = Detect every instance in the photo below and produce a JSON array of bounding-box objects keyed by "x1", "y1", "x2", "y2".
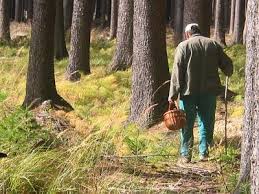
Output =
[{"x1": 179, "y1": 94, "x2": 216, "y2": 157}]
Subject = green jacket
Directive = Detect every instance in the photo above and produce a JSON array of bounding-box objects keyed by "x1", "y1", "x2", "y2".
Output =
[{"x1": 169, "y1": 34, "x2": 233, "y2": 101}]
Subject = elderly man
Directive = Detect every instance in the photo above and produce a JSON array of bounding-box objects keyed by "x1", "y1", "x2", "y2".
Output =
[{"x1": 169, "y1": 23, "x2": 233, "y2": 163}]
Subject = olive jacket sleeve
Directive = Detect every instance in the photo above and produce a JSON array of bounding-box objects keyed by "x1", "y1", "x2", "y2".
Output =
[{"x1": 168, "y1": 46, "x2": 186, "y2": 101}]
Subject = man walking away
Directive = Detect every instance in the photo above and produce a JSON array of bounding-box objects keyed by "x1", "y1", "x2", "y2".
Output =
[{"x1": 168, "y1": 23, "x2": 233, "y2": 163}]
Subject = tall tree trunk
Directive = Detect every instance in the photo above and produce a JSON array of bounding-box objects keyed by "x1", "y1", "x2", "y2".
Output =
[
  {"x1": 224, "y1": 0, "x2": 230, "y2": 30},
  {"x1": 236, "y1": 0, "x2": 259, "y2": 192},
  {"x1": 15, "y1": 0, "x2": 23, "y2": 22},
  {"x1": 106, "y1": 0, "x2": 111, "y2": 26},
  {"x1": 0, "y1": 0, "x2": 10, "y2": 41},
  {"x1": 130, "y1": 0, "x2": 170, "y2": 127},
  {"x1": 170, "y1": 0, "x2": 175, "y2": 27},
  {"x1": 27, "y1": 0, "x2": 33, "y2": 21},
  {"x1": 64, "y1": 0, "x2": 73, "y2": 31},
  {"x1": 109, "y1": 0, "x2": 133, "y2": 71},
  {"x1": 109, "y1": 0, "x2": 118, "y2": 39},
  {"x1": 93, "y1": 0, "x2": 101, "y2": 21},
  {"x1": 232, "y1": 0, "x2": 245, "y2": 44},
  {"x1": 211, "y1": 0, "x2": 216, "y2": 24},
  {"x1": 66, "y1": 0, "x2": 95, "y2": 81},
  {"x1": 214, "y1": 0, "x2": 226, "y2": 46},
  {"x1": 23, "y1": 0, "x2": 72, "y2": 111},
  {"x1": 229, "y1": 0, "x2": 236, "y2": 34},
  {"x1": 183, "y1": 0, "x2": 211, "y2": 37},
  {"x1": 172, "y1": 0, "x2": 184, "y2": 45},
  {"x1": 100, "y1": 0, "x2": 106, "y2": 27},
  {"x1": 55, "y1": 0, "x2": 68, "y2": 60}
]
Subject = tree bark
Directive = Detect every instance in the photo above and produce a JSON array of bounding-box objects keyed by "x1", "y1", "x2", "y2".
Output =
[
  {"x1": 27, "y1": 0, "x2": 33, "y2": 21},
  {"x1": 229, "y1": 0, "x2": 236, "y2": 34},
  {"x1": 130, "y1": 0, "x2": 170, "y2": 128},
  {"x1": 232, "y1": 0, "x2": 245, "y2": 44},
  {"x1": 183, "y1": 0, "x2": 211, "y2": 37},
  {"x1": 109, "y1": 0, "x2": 133, "y2": 71},
  {"x1": 214, "y1": 0, "x2": 226, "y2": 46},
  {"x1": 15, "y1": 0, "x2": 23, "y2": 22},
  {"x1": 109, "y1": 0, "x2": 118, "y2": 39},
  {"x1": 236, "y1": 0, "x2": 259, "y2": 192},
  {"x1": 172, "y1": 0, "x2": 184, "y2": 46},
  {"x1": 0, "y1": 0, "x2": 10, "y2": 41},
  {"x1": 54, "y1": 0, "x2": 68, "y2": 60},
  {"x1": 66, "y1": 0, "x2": 95, "y2": 81},
  {"x1": 23, "y1": 0, "x2": 72, "y2": 111},
  {"x1": 224, "y1": 0, "x2": 230, "y2": 30},
  {"x1": 170, "y1": 0, "x2": 175, "y2": 27},
  {"x1": 63, "y1": 0, "x2": 73, "y2": 31}
]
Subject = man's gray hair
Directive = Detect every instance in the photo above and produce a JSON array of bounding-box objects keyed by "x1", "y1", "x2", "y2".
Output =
[{"x1": 185, "y1": 23, "x2": 199, "y2": 33}]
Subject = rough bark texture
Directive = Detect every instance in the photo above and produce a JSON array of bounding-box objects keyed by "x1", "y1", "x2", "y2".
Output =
[
  {"x1": 109, "y1": 0, "x2": 118, "y2": 39},
  {"x1": 183, "y1": 0, "x2": 211, "y2": 37},
  {"x1": 229, "y1": 0, "x2": 236, "y2": 34},
  {"x1": 130, "y1": 0, "x2": 170, "y2": 128},
  {"x1": 232, "y1": 0, "x2": 245, "y2": 44},
  {"x1": 109, "y1": 0, "x2": 133, "y2": 71},
  {"x1": 23, "y1": 0, "x2": 72, "y2": 111},
  {"x1": 0, "y1": 0, "x2": 10, "y2": 41},
  {"x1": 172, "y1": 0, "x2": 183, "y2": 46},
  {"x1": 237, "y1": 0, "x2": 259, "y2": 192},
  {"x1": 55, "y1": 0, "x2": 68, "y2": 60},
  {"x1": 66, "y1": 0, "x2": 95, "y2": 81},
  {"x1": 64, "y1": 0, "x2": 73, "y2": 31},
  {"x1": 214, "y1": 0, "x2": 226, "y2": 46}
]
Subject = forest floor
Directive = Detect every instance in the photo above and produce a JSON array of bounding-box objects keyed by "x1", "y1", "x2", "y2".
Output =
[{"x1": 0, "y1": 23, "x2": 248, "y2": 193}]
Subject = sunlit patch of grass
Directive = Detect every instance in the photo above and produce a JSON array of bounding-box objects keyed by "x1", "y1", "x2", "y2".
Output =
[{"x1": 224, "y1": 45, "x2": 246, "y2": 100}]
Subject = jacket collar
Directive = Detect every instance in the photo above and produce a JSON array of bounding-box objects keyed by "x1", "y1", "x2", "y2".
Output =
[{"x1": 191, "y1": 33, "x2": 201, "y2": 37}]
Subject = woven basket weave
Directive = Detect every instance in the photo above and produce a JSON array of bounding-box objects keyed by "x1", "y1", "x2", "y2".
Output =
[{"x1": 163, "y1": 102, "x2": 186, "y2": 131}]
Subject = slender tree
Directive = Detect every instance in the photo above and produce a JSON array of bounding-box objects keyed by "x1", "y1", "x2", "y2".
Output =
[
  {"x1": 214, "y1": 0, "x2": 226, "y2": 46},
  {"x1": 109, "y1": 0, "x2": 118, "y2": 39},
  {"x1": 54, "y1": 0, "x2": 68, "y2": 60},
  {"x1": 224, "y1": 0, "x2": 230, "y2": 30},
  {"x1": 183, "y1": 0, "x2": 211, "y2": 37},
  {"x1": 236, "y1": 0, "x2": 259, "y2": 192},
  {"x1": 0, "y1": 0, "x2": 10, "y2": 41},
  {"x1": 27, "y1": 0, "x2": 33, "y2": 21},
  {"x1": 23, "y1": 0, "x2": 72, "y2": 111},
  {"x1": 64, "y1": 0, "x2": 74, "y2": 31},
  {"x1": 130, "y1": 0, "x2": 170, "y2": 127},
  {"x1": 15, "y1": 0, "x2": 23, "y2": 22},
  {"x1": 170, "y1": 0, "x2": 175, "y2": 27},
  {"x1": 172, "y1": 0, "x2": 184, "y2": 45},
  {"x1": 229, "y1": 0, "x2": 236, "y2": 34},
  {"x1": 232, "y1": 0, "x2": 245, "y2": 44},
  {"x1": 109, "y1": 0, "x2": 133, "y2": 71},
  {"x1": 66, "y1": 0, "x2": 95, "y2": 81}
]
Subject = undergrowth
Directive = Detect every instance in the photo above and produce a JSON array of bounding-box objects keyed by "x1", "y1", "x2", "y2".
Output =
[{"x1": 0, "y1": 31, "x2": 246, "y2": 193}]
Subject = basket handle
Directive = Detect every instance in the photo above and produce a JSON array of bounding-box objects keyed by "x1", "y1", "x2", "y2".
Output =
[{"x1": 168, "y1": 101, "x2": 178, "y2": 111}]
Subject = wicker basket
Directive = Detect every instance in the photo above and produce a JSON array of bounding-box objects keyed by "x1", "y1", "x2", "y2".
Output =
[{"x1": 163, "y1": 102, "x2": 186, "y2": 131}]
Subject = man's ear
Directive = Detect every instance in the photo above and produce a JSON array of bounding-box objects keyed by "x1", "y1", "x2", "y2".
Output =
[{"x1": 184, "y1": 32, "x2": 189, "y2": 40}]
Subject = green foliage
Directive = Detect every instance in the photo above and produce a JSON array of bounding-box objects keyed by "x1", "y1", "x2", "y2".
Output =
[
  {"x1": 224, "y1": 45, "x2": 246, "y2": 100},
  {"x1": 0, "y1": 108, "x2": 58, "y2": 155},
  {"x1": 0, "y1": 90, "x2": 8, "y2": 102}
]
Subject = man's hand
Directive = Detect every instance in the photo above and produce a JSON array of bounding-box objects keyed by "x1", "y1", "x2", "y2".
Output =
[{"x1": 168, "y1": 99, "x2": 178, "y2": 110}]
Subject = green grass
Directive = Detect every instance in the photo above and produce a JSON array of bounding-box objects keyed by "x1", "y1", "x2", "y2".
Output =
[{"x1": 0, "y1": 34, "x2": 246, "y2": 193}]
